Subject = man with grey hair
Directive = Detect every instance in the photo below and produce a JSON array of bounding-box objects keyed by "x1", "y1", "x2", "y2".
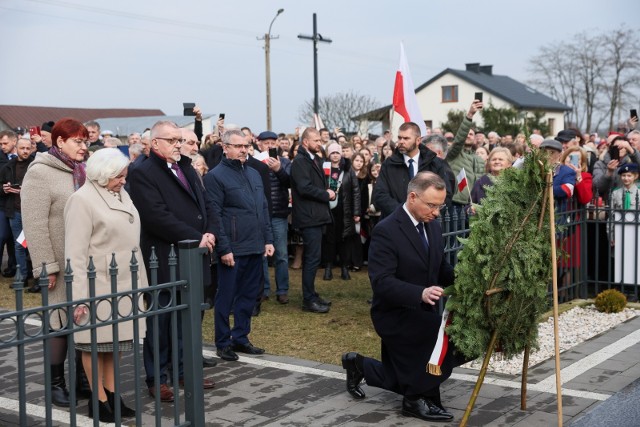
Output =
[
  {"x1": 127, "y1": 132, "x2": 141, "y2": 145},
  {"x1": 529, "y1": 134, "x2": 544, "y2": 149},
  {"x1": 204, "y1": 129, "x2": 274, "y2": 361},
  {"x1": 129, "y1": 120, "x2": 217, "y2": 401},
  {"x1": 627, "y1": 130, "x2": 640, "y2": 151},
  {"x1": 487, "y1": 131, "x2": 500, "y2": 149},
  {"x1": 342, "y1": 171, "x2": 463, "y2": 422},
  {"x1": 180, "y1": 128, "x2": 200, "y2": 159},
  {"x1": 140, "y1": 130, "x2": 151, "y2": 156},
  {"x1": 85, "y1": 120, "x2": 102, "y2": 148},
  {"x1": 423, "y1": 134, "x2": 447, "y2": 159}
]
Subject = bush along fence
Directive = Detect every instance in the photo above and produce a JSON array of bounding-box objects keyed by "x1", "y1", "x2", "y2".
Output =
[
  {"x1": 1, "y1": 240, "x2": 206, "y2": 427},
  {"x1": 439, "y1": 194, "x2": 640, "y2": 308}
]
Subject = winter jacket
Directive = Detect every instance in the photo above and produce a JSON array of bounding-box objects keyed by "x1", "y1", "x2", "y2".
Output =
[
  {"x1": 373, "y1": 144, "x2": 454, "y2": 218},
  {"x1": 268, "y1": 156, "x2": 291, "y2": 219},
  {"x1": 446, "y1": 117, "x2": 486, "y2": 205},
  {"x1": 205, "y1": 157, "x2": 273, "y2": 258},
  {"x1": 336, "y1": 159, "x2": 361, "y2": 238}
]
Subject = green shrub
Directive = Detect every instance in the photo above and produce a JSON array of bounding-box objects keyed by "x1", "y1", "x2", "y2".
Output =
[{"x1": 594, "y1": 289, "x2": 627, "y2": 313}]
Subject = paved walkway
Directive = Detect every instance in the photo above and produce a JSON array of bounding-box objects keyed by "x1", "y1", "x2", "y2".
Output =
[{"x1": 1, "y1": 314, "x2": 639, "y2": 426}]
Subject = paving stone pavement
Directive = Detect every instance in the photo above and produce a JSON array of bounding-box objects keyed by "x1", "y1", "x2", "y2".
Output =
[{"x1": 1, "y1": 315, "x2": 639, "y2": 426}]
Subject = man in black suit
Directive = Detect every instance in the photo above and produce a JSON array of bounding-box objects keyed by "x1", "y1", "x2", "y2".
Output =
[
  {"x1": 128, "y1": 120, "x2": 217, "y2": 402},
  {"x1": 372, "y1": 122, "x2": 453, "y2": 218},
  {"x1": 290, "y1": 128, "x2": 335, "y2": 313},
  {"x1": 342, "y1": 172, "x2": 465, "y2": 422}
]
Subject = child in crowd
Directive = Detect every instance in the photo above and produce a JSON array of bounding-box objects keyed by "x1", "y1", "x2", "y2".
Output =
[{"x1": 611, "y1": 163, "x2": 640, "y2": 210}]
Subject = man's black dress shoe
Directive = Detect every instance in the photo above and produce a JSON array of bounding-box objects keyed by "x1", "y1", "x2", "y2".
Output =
[
  {"x1": 402, "y1": 396, "x2": 454, "y2": 422},
  {"x1": 203, "y1": 356, "x2": 218, "y2": 367},
  {"x1": 341, "y1": 352, "x2": 365, "y2": 399},
  {"x1": 232, "y1": 342, "x2": 265, "y2": 355},
  {"x1": 216, "y1": 346, "x2": 239, "y2": 361},
  {"x1": 315, "y1": 295, "x2": 332, "y2": 306},
  {"x1": 302, "y1": 301, "x2": 330, "y2": 313},
  {"x1": 2, "y1": 268, "x2": 16, "y2": 278}
]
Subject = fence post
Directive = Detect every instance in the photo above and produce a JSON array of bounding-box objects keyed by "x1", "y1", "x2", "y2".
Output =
[{"x1": 178, "y1": 240, "x2": 206, "y2": 427}]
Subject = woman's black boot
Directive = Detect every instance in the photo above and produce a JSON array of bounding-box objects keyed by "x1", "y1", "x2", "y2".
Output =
[
  {"x1": 323, "y1": 263, "x2": 333, "y2": 281},
  {"x1": 88, "y1": 399, "x2": 115, "y2": 423},
  {"x1": 50, "y1": 364, "x2": 72, "y2": 407},
  {"x1": 105, "y1": 388, "x2": 135, "y2": 417}
]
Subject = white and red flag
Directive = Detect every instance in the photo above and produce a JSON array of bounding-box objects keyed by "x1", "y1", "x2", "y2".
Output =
[
  {"x1": 16, "y1": 230, "x2": 27, "y2": 248},
  {"x1": 456, "y1": 168, "x2": 468, "y2": 193},
  {"x1": 391, "y1": 43, "x2": 426, "y2": 138}
]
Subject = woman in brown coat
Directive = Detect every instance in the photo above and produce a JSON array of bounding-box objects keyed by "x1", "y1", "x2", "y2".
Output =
[
  {"x1": 21, "y1": 118, "x2": 88, "y2": 407},
  {"x1": 66, "y1": 148, "x2": 147, "y2": 422}
]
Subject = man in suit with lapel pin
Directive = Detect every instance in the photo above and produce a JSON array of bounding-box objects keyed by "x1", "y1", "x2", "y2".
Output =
[
  {"x1": 342, "y1": 172, "x2": 465, "y2": 422},
  {"x1": 128, "y1": 120, "x2": 217, "y2": 402}
]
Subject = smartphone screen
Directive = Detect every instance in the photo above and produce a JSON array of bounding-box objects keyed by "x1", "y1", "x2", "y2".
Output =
[
  {"x1": 475, "y1": 92, "x2": 483, "y2": 102},
  {"x1": 631, "y1": 109, "x2": 638, "y2": 120},
  {"x1": 268, "y1": 148, "x2": 278, "y2": 158},
  {"x1": 609, "y1": 144, "x2": 620, "y2": 161},
  {"x1": 570, "y1": 153, "x2": 580, "y2": 168},
  {"x1": 219, "y1": 113, "x2": 226, "y2": 120}
]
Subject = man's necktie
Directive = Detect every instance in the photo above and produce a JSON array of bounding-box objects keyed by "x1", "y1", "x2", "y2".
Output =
[
  {"x1": 416, "y1": 222, "x2": 429, "y2": 251},
  {"x1": 408, "y1": 159, "x2": 415, "y2": 179},
  {"x1": 624, "y1": 190, "x2": 631, "y2": 210},
  {"x1": 170, "y1": 163, "x2": 191, "y2": 191}
]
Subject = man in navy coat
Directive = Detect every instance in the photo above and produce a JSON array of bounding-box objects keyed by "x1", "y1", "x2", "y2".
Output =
[
  {"x1": 342, "y1": 172, "x2": 465, "y2": 422},
  {"x1": 204, "y1": 129, "x2": 274, "y2": 362},
  {"x1": 129, "y1": 120, "x2": 217, "y2": 401}
]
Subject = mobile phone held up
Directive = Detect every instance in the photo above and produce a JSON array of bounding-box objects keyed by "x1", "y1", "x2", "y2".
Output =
[
  {"x1": 219, "y1": 113, "x2": 225, "y2": 120},
  {"x1": 569, "y1": 153, "x2": 580, "y2": 168},
  {"x1": 475, "y1": 92, "x2": 483, "y2": 102},
  {"x1": 631, "y1": 109, "x2": 638, "y2": 120},
  {"x1": 609, "y1": 144, "x2": 620, "y2": 161},
  {"x1": 268, "y1": 148, "x2": 278, "y2": 158},
  {"x1": 29, "y1": 126, "x2": 41, "y2": 136}
]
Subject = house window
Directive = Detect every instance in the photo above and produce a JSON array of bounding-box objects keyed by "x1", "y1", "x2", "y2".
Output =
[
  {"x1": 548, "y1": 118, "x2": 555, "y2": 136},
  {"x1": 442, "y1": 85, "x2": 458, "y2": 103}
]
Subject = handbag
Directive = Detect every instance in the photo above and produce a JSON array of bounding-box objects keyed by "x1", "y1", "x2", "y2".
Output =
[{"x1": 329, "y1": 171, "x2": 344, "y2": 209}]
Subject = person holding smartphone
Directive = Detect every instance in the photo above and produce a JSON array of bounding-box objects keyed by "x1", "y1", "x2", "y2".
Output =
[
  {"x1": 255, "y1": 131, "x2": 292, "y2": 305},
  {"x1": 1, "y1": 137, "x2": 36, "y2": 291},
  {"x1": 593, "y1": 135, "x2": 640, "y2": 202}
]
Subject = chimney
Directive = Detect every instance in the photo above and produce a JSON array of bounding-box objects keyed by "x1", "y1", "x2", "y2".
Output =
[
  {"x1": 479, "y1": 65, "x2": 493, "y2": 75},
  {"x1": 465, "y1": 63, "x2": 480, "y2": 73}
]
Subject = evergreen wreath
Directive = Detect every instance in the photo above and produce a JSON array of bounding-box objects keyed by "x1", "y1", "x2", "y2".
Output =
[{"x1": 446, "y1": 148, "x2": 554, "y2": 359}]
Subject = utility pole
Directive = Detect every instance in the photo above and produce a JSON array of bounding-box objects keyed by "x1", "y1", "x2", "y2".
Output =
[
  {"x1": 258, "y1": 8, "x2": 284, "y2": 131},
  {"x1": 298, "y1": 13, "x2": 332, "y2": 115}
]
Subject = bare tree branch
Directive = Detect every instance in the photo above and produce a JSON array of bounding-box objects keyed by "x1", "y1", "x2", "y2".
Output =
[{"x1": 297, "y1": 91, "x2": 381, "y2": 134}]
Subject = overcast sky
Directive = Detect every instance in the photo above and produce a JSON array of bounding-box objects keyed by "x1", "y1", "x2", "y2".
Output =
[{"x1": 1, "y1": 0, "x2": 636, "y2": 134}]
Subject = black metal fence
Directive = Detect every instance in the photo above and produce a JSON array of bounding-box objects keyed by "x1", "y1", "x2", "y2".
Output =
[
  {"x1": 440, "y1": 196, "x2": 640, "y2": 306},
  {"x1": 0, "y1": 240, "x2": 206, "y2": 427}
]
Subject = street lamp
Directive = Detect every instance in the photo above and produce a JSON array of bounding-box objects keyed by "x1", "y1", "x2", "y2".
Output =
[{"x1": 261, "y1": 8, "x2": 284, "y2": 131}]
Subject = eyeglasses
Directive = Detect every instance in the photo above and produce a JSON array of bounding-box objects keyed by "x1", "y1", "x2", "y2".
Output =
[
  {"x1": 155, "y1": 137, "x2": 184, "y2": 145},
  {"x1": 225, "y1": 143, "x2": 251, "y2": 149},
  {"x1": 412, "y1": 192, "x2": 446, "y2": 211},
  {"x1": 70, "y1": 138, "x2": 88, "y2": 146}
]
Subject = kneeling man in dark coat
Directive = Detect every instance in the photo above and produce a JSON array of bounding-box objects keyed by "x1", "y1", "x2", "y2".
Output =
[{"x1": 342, "y1": 171, "x2": 466, "y2": 422}]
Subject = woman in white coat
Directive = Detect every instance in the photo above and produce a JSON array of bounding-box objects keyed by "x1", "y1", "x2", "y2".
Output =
[{"x1": 65, "y1": 148, "x2": 147, "y2": 422}]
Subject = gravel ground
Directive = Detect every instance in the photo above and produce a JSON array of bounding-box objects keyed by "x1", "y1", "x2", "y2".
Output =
[{"x1": 463, "y1": 305, "x2": 639, "y2": 375}]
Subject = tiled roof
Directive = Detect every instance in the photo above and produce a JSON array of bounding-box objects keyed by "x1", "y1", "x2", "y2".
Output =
[
  {"x1": 416, "y1": 67, "x2": 570, "y2": 111},
  {"x1": 0, "y1": 105, "x2": 165, "y2": 129}
]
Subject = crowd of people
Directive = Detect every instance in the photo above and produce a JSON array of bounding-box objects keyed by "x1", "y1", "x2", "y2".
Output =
[{"x1": 2, "y1": 99, "x2": 640, "y2": 422}]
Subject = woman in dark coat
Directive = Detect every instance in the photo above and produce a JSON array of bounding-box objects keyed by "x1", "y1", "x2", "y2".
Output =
[{"x1": 321, "y1": 143, "x2": 361, "y2": 280}]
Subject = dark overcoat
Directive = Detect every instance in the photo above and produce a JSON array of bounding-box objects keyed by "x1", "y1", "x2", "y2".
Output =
[
  {"x1": 290, "y1": 145, "x2": 332, "y2": 229},
  {"x1": 368, "y1": 205, "x2": 463, "y2": 395},
  {"x1": 128, "y1": 150, "x2": 217, "y2": 285}
]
